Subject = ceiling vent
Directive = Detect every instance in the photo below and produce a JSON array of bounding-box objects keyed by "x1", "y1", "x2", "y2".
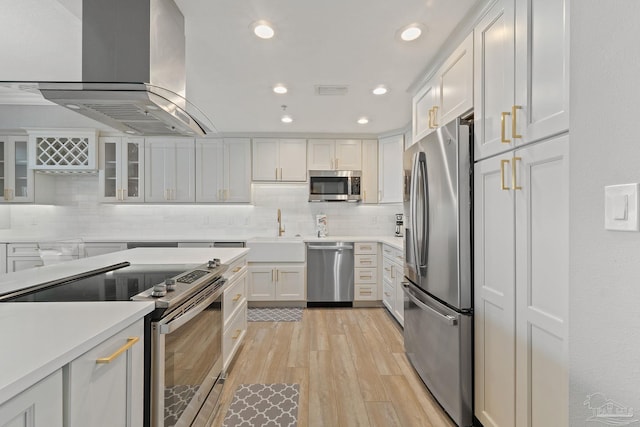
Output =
[{"x1": 315, "y1": 85, "x2": 349, "y2": 96}]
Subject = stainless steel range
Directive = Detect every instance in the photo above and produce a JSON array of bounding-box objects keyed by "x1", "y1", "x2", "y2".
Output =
[
  {"x1": 0, "y1": 259, "x2": 228, "y2": 427},
  {"x1": 133, "y1": 260, "x2": 227, "y2": 427}
]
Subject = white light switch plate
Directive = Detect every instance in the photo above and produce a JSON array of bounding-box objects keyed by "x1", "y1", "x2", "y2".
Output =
[{"x1": 605, "y1": 183, "x2": 639, "y2": 231}]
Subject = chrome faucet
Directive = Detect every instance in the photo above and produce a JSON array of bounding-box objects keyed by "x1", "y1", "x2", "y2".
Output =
[{"x1": 277, "y1": 208, "x2": 285, "y2": 236}]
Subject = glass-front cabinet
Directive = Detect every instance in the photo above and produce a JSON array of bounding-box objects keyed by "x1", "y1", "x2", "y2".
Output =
[
  {"x1": 0, "y1": 135, "x2": 33, "y2": 203},
  {"x1": 99, "y1": 136, "x2": 144, "y2": 202}
]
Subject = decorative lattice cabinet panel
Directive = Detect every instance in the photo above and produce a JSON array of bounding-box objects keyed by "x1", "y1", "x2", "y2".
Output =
[{"x1": 28, "y1": 129, "x2": 98, "y2": 171}]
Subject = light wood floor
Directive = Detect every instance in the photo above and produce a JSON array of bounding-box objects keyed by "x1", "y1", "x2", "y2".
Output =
[{"x1": 210, "y1": 307, "x2": 456, "y2": 427}]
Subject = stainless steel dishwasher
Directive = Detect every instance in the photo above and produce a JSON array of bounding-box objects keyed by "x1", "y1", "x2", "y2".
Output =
[{"x1": 306, "y1": 242, "x2": 354, "y2": 306}]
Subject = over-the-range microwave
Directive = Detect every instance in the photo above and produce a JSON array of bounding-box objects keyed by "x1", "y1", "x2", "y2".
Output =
[{"x1": 308, "y1": 170, "x2": 361, "y2": 202}]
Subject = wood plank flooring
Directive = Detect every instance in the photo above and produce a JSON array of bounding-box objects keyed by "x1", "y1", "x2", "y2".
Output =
[{"x1": 210, "y1": 307, "x2": 455, "y2": 427}]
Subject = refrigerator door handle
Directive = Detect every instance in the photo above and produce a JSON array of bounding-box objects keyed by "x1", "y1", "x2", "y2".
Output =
[
  {"x1": 410, "y1": 152, "x2": 421, "y2": 275},
  {"x1": 402, "y1": 282, "x2": 457, "y2": 326},
  {"x1": 418, "y1": 155, "x2": 429, "y2": 272}
]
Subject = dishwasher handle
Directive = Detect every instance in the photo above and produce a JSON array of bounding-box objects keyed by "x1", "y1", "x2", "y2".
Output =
[{"x1": 307, "y1": 244, "x2": 354, "y2": 250}]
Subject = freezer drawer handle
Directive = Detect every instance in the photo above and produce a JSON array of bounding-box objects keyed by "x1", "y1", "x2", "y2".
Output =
[{"x1": 402, "y1": 283, "x2": 457, "y2": 326}]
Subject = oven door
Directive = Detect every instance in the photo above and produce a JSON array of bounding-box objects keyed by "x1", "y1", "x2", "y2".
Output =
[{"x1": 151, "y1": 286, "x2": 223, "y2": 427}]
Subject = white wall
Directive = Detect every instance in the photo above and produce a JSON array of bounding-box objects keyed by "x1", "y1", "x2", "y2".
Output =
[
  {"x1": 5, "y1": 175, "x2": 401, "y2": 239},
  {"x1": 570, "y1": 2, "x2": 640, "y2": 425}
]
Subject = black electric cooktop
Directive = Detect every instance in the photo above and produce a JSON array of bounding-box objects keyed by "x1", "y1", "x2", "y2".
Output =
[{"x1": 1, "y1": 263, "x2": 198, "y2": 302}]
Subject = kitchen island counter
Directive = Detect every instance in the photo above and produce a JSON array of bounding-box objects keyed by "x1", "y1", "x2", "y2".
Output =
[
  {"x1": 0, "y1": 247, "x2": 249, "y2": 297},
  {"x1": 0, "y1": 301, "x2": 154, "y2": 405}
]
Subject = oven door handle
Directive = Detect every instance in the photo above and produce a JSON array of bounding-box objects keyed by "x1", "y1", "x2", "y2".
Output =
[{"x1": 158, "y1": 287, "x2": 223, "y2": 335}]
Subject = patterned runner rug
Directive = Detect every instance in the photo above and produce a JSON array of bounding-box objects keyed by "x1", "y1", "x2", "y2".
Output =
[
  {"x1": 247, "y1": 307, "x2": 303, "y2": 322},
  {"x1": 223, "y1": 383, "x2": 300, "y2": 427}
]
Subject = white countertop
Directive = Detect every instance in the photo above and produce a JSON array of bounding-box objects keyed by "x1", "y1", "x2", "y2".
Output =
[
  {"x1": 0, "y1": 301, "x2": 155, "y2": 405},
  {"x1": 0, "y1": 247, "x2": 249, "y2": 405}
]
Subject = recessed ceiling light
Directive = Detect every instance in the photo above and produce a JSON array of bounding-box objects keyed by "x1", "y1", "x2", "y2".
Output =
[
  {"x1": 281, "y1": 115, "x2": 293, "y2": 123},
  {"x1": 357, "y1": 117, "x2": 369, "y2": 125},
  {"x1": 273, "y1": 85, "x2": 288, "y2": 94},
  {"x1": 399, "y1": 24, "x2": 423, "y2": 42},
  {"x1": 125, "y1": 130, "x2": 136, "y2": 134},
  {"x1": 252, "y1": 21, "x2": 275, "y2": 39},
  {"x1": 372, "y1": 86, "x2": 388, "y2": 95}
]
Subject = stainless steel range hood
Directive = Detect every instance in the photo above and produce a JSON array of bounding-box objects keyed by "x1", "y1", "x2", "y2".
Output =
[{"x1": 38, "y1": 0, "x2": 214, "y2": 136}]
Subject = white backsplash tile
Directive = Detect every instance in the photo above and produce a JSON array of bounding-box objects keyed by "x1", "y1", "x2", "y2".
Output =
[{"x1": 6, "y1": 176, "x2": 403, "y2": 239}]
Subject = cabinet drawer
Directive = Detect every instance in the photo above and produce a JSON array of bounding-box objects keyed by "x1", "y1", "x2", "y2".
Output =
[
  {"x1": 382, "y1": 280, "x2": 394, "y2": 311},
  {"x1": 382, "y1": 257, "x2": 393, "y2": 281},
  {"x1": 227, "y1": 256, "x2": 247, "y2": 278},
  {"x1": 382, "y1": 244, "x2": 404, "y2": 264},
  {"x1": 7, "y1": 243, "x2": 39, "y2": 256},
  {"x1": 355, "y1": 284, "x2": 377, "y2": 301},
  {"x1": 223, "y1": 303, "x2": 247, "y2": 370},
  {"x1": 355, "y1": 267, "x2": 377, "y2": 284},
  {"x1": 223, "y1": 270, "x2": 247, "y2": 325},
  {"x1": 355, "y1": 242, "x2": 377, "y2": 255},
  {"x1": 355, "y1": 254, "x2": 377, "y2": 268}
]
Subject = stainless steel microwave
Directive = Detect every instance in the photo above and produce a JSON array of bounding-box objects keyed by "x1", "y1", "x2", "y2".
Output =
[{"x1": 309, "y1": 170, "x2": 362, "y2": 202}]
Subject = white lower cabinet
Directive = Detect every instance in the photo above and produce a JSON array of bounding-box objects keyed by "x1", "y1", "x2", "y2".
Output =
[
  {"x1": 66, "y1": 320, "x2": 144, "y2": 427},
  {"x1": 354, "y1": 242, "x2": 378, "y2": 301},
  {"x1": 0, "y1": 370, "x2": 62, "y2": 427},
  {"x1": 247, "y1": 264, "x2": 306, "y2": 301},
  {"x1": 382, "y1": 244, "x2": 404, "y2": 326},
  {"x1": 222, "y1": 256, "x2": 248, "y2": 371},
  {"x1": 6, "y1": 243, "x2": 80, "y2": 272},
  {"x1": 474, "y1": 135, "x2": 569, "y2": 427}
]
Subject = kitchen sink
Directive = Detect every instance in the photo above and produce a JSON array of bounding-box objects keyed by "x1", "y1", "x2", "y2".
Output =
[{"x1": 246, "y1": 237, "x2": 305, "y2": 262}]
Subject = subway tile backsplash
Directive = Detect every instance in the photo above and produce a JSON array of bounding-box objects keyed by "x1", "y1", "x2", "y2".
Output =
[{"x1": 3, "y1": 176, "x2": 402, "y2": 239}]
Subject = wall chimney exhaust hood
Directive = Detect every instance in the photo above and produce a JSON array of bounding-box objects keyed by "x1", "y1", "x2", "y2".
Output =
[{"x1": 34, "y1": 0, "x2": 215, "y2": 137}]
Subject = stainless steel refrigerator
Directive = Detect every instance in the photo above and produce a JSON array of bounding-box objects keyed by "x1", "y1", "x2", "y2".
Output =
[{"x1": 403, "y1": 117, "x2": 473, "y2": 427}]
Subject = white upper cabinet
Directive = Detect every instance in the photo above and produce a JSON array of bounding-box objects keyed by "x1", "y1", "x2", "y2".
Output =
[
  {"x1": 361, "y1": 139, "x2": 378, "y2": 204},
  {"x1": 196, "y1": 138, "x2": 251, "y2": 203},
  {"x1": 514, "y1": 0, "x2": 569, "y2": 145},
  {"x1": 474, "y1": 0, "x2": 569, "y2": 160},
  {"x1": 99, "y1": 137, "x2": 144, "y2": 203},
  {"x1": 412, "y1": 32, "x2": 473, "y2": 145},
  {"x1": 438, "y1": 33, "x2": 474, "y2": 126},
  {"x1": 307, "y1": 139, "x2": 362, "y2": 170},
  {"x1": 252, "y1": 138, "x2": 306, "y2": 182},
  {"x1": 144, "y1": 138, "x2": 195, "y2": 202},
  {"x1": 378, "y1": 134, "x2": 404, "y2": 204},
  {"x1": 0, "y1": 136, "x2": 33, "y2": 203},
  {"x1": 412, "y1": 78, "x2": 439, "y2": 143}
]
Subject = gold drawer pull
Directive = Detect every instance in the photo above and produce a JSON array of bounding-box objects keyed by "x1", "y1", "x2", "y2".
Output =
[
  {"x1": 96, "y1": 337, "x2": 140, "y2": 364},
  {"x1": 360, "y1": 291, "x2": 373, "y2": 295},
  {"x1": 360, "y1": 276, "x2": 372, "y2": 280},
  {"x1": 232, "y1": 266, "x2": 242, "y2": 273},
  {"x1": 232, "y1": 293, "x2": 242, "y2": 302},
  {"x1": 232, "y1": 329, "x2": 242, "y2": 340}
]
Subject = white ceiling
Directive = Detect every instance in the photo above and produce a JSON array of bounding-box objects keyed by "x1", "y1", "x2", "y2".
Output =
[
  {"x1": 174, "y1": 0, "x2": 483, "y2": 135},
  {"x1": 0, "y1": 0, "x2": 485, "y2": 136}
]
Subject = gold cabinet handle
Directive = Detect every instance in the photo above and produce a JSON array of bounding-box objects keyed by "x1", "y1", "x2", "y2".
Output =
[
  {"x1": 428, "y1": 108, "x2": 433, "y2": 129},
  {"x1": 96, "y1": 337, "x2": 140, "y2": 364},
  {"x1": 360, "y1": 291, "x2": 373, "y2": 295},
  {"x1": 500, "y1": 159, "x2": 510, "y2": 191},
  {"x1": 360, "y1": 259, "x2": 373, "y2": 264},
  {"x1": 432, "y1": 106, "x2": 439, "y2": 128},
  {"x1": 272, "y1": 269, "x2": 275, "y2": 282},
  {"x1": 232, "y1": 266, "x2": 241, "y2": 273},
  {"x1": 232, "y1": 329, "x2": 242, "y2": 340},
  {"x1": 232, "y1": 293, "x2": 242, "y2": 302},
  {"x1": 363, "y1": 190, "x2": 367, "y2": 200},
  {"x1": 512, "y1": 105, "x2": 522, "y2": 139},
  {"x1": 500, "y1": 112, "x2": 511, "y2": 143},
  {"x1": 360, "y1": 276, "x2": 373, "y2": 280},
  {"x1": 512, "y1": 156, "x2": 522, "y2": 190},
  {"x1": 3, "y1": 188, "x2": 7, "y2": 201}
]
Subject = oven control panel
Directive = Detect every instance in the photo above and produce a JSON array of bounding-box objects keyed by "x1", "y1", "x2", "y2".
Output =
[{"x1": 176, "y1": 269, "x2": 210, "y2": 284}]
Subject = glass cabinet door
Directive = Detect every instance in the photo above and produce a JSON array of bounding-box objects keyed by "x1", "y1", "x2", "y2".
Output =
[
  {"x1": 103, "y1": 140, "x2": 119, "y2": 199},
  {"x1": 13, "y1": 139, "x2": 28, "y2": 199},
  {"x1": 124, "y1": 140, "x2": 141, "y2": 199},
  {"x1": 0, "y1": 140, "x2": 5, "y2": 200}
]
